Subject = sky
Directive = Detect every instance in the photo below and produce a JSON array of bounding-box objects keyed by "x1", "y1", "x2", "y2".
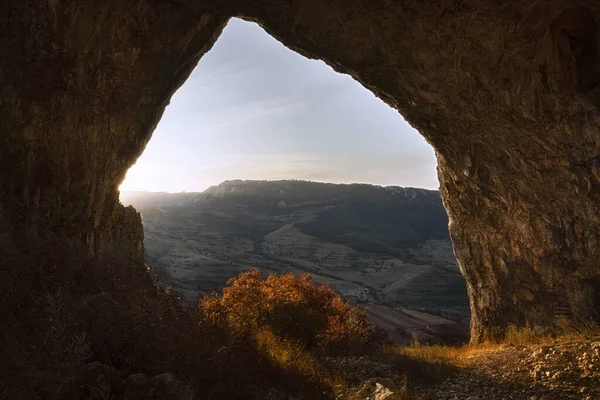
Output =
[{"x1": 119, "y1": 18, "x2": 438, "y2": 193}]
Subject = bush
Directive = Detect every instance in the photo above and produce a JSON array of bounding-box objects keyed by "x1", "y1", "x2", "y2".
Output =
[{"x1": 199, "y1": 269, "x2": 384, "y2": 354}]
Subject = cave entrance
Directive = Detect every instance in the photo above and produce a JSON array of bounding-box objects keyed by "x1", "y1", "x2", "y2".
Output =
[
  {"x1": 119, "y1": 18, "x2": 470, "y2": 344},
  {"x1": 3, "y1": 0, "x2": 598, "y2": 345}
]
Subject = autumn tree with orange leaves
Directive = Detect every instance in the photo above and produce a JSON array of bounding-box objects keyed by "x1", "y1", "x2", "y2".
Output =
[{"x1": 199, "y1": 269, "x2": 385, "y2": 354}]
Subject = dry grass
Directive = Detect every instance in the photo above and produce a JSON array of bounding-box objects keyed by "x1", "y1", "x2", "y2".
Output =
[
  {"x1": 380, "y1": 334, "x2": 463, "y2": 386},
  {"x1": 254, "y1": 328, "x2": 347, "y2": 398},
  {"x1": 498, "y1": 319, "x2": 600, "y2": 347},
  {"x1": 502, "y1": 323, "x2": 555, "y2": 346},
  {"x1": 552, "y1": 318, "x2": 600, "y2": 342}
]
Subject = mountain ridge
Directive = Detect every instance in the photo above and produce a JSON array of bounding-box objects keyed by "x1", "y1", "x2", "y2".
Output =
[{"x1": 121, "y1": 179, "x2": 441, "y2": 207}]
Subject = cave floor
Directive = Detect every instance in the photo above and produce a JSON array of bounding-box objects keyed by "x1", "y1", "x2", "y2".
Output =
[{"x1": 413, "y1": 340, "x2": 600, "y2": 400}]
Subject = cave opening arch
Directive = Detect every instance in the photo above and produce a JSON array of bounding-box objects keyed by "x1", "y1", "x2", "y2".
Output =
[{"x1": 1, "y1": 1, "x2": 599, "y2": 343}]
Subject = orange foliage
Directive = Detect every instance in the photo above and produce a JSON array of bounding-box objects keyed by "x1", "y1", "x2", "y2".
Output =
[{"x1": 199, "y1": 269, "x2": 383, "y2": 354}]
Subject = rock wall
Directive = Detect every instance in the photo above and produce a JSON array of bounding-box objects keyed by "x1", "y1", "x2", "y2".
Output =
[
  {"x1": 0, "y1": 1, "x2": 227, "y2": 262},
  {"x1": 2, "y1": 0, "x2": 599, "y2": 341}
]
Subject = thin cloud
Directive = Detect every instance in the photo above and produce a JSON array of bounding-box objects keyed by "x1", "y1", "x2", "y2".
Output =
[{"x1": 197, "y1": 98, "x2": 308, "y2": 133}]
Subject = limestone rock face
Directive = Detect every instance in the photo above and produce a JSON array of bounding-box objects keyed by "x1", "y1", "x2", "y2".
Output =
[
  {"x1": 2, "y1": 0, "x2": 600, "y2": 341},
  {"x1": 0, "y1": 0, "x2": 226, "y2": 262}
]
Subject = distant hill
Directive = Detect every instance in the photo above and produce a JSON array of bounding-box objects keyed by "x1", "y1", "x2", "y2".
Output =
[
  {"x1": 120, "y1": 191, "x2": 199, "y2": 209},
  {"x1": 122, "y1": 180, "x2": 470, "y2": 343}
]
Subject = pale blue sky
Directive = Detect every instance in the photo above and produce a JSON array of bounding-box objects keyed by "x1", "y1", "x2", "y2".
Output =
[{"x1": 120, "y1": 19, "x2": 438, "y2": 193}]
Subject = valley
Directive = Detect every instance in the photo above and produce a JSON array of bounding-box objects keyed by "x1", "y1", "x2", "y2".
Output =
[{"x1": 122, "y1": 180, "x2": 470, "y2": 343}]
